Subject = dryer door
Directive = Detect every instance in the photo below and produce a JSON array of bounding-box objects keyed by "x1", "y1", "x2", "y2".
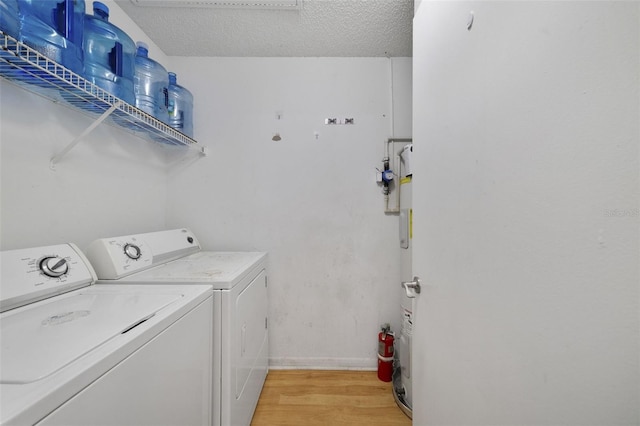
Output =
[{"x1": 233, "y1": 269, "x2": 268, "y2": 425}]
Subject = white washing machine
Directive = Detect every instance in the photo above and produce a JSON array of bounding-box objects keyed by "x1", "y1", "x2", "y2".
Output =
[
  {"x1": 0, "y1": 243, "x2": 213, "y2": 426},
  {"x1": 84, "y1": 228, "x2": 269, "y2": 426}
]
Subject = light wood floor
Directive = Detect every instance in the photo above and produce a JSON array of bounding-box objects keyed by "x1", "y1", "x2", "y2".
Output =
[{"x1": 251, "y1": 370, "x2": 411, "y2": 426}]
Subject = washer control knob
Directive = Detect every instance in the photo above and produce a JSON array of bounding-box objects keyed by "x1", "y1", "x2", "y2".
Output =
[
  {"x1": 123, "y1": 243, "x2": 142, "y2": 260},
  {"x1": 40, "y1": 256, "x2": 69, "y2": 278}
]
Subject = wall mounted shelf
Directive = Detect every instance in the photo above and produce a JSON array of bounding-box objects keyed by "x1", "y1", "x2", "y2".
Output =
[{"x1": 0, "y1": 33, "x2": 204, "y2": 164}]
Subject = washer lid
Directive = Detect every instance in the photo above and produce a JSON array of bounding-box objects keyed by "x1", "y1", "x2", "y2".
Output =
[{"x1": 0, "y1": 289, "x2": 182, "y2": 384}]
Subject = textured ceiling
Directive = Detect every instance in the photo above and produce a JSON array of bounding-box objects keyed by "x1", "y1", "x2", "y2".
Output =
[{"x1": 114, "y1": 0, "x2": 414, "y2": 57}]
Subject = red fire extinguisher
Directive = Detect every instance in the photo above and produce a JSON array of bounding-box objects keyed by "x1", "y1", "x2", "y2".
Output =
[{"x1": 377, "y1": 323, "x2": 394, "y2": 382}]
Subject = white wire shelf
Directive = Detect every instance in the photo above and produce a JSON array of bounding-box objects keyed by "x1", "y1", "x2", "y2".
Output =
[{"x1": 0, "y1": 32, "x2": 198, "y2": 148}]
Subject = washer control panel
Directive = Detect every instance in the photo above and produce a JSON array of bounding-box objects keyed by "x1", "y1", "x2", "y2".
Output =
[{"x1": 0, "y1": 244, "x2": 96, "y2": 312}]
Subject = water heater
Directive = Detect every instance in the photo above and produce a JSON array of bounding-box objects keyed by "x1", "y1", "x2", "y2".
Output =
[{"x1": 400, "y1": 144, "x2": 413, "y2": 177}]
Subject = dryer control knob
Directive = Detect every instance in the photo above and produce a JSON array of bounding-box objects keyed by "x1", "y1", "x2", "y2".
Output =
[
  {"x1": 40, "y1": 256, "x2": 69, "y2": 277},
  {"x1": 123, "y1": 243, "x2": 142, "y2": 260}
]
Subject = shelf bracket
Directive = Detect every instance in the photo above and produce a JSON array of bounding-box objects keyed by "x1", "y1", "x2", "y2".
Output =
[{"x1": 50, "y1": 102, "x2": 121, "y2": 170}]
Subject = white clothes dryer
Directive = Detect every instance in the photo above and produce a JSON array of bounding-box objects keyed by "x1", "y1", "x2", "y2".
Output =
[
  {"x1": 0, "y1": 243, "x2": 213, "y2": 426},
  {"x1": 85, "y1": 228, "x2": 269, "y2": 426}
]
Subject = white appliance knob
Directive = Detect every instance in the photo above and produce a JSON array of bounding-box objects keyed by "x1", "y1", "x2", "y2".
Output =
[
  {"x1": 40, "y1": 256, "x2": 69, "y2": 277},
  {"x1": 123, "y1": 243, "x2": 142, "y2": 260}
]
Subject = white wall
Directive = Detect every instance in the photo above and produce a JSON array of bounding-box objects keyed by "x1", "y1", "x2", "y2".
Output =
[
  {"x1": 0, "y1": 82, "x2": 169, "y2": 250},
  {"x1": 0, "y1": 1, "x2": 172, "y2": 250},
  {"x1": 166, "y1": 57, "x2": 412, "y2": 368},
  {"x1": 413, "y1": 1, "x2": 639, "y2": 424}
]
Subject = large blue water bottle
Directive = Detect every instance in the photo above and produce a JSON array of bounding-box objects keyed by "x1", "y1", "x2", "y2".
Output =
[
  {"x1": 16, "y1": 0, "x2": 85, "y2": 75},
  {"x1": 167, "y1": 72, "x2": 194, "y2": 138},
  {"x1": 134, "y1": 41, "x2": 169, "y2": 123},
  {"x1": 83, "y1": 1, "x2": 135, "y2": 105},
  {"x1": 0, "y1": 0, "x2": 20, "y2": 39}
]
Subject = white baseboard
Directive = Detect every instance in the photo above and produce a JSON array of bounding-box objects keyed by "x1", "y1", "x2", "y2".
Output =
[{"x1": 269, "y1": 357, "x2": 377, "y2": 371}]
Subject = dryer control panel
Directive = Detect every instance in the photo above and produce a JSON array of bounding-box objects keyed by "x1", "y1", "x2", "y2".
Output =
[
  {"x1": 85, "y1": 235, "x2": 153, "y2": 279},
  {"x1": 85, "y1": 228, "x2": 200, "y2": 280},
  {"x1": 0, "y1": 244, "x2": 96, "y2": 312}
]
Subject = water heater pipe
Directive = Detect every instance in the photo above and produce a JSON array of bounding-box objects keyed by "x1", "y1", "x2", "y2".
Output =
[{"x1": 384, "y1": 138, "x2": 412, "y2": 214}]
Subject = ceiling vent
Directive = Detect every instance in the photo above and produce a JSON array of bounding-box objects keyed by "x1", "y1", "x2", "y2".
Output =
[{"x1": 129, "y1": 0, "x2": 302, "y2": 9}]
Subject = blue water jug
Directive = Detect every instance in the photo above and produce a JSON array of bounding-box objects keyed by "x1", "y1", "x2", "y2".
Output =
[
  {"x1": 83, "y1": 1, "x2": 135, "y2": 105},
  {"x1": 0, "y1": 0, "x2": 19, "y2": 39},
  {"x1": 16, "y1": 0, "x2": 85, "y2": 75},
  {"x1": 167, "y1": 72, "x2": 194, "y2": 138},
  {"x1": 134, "y1": 41, "x2": 169, "y2": 123}
]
